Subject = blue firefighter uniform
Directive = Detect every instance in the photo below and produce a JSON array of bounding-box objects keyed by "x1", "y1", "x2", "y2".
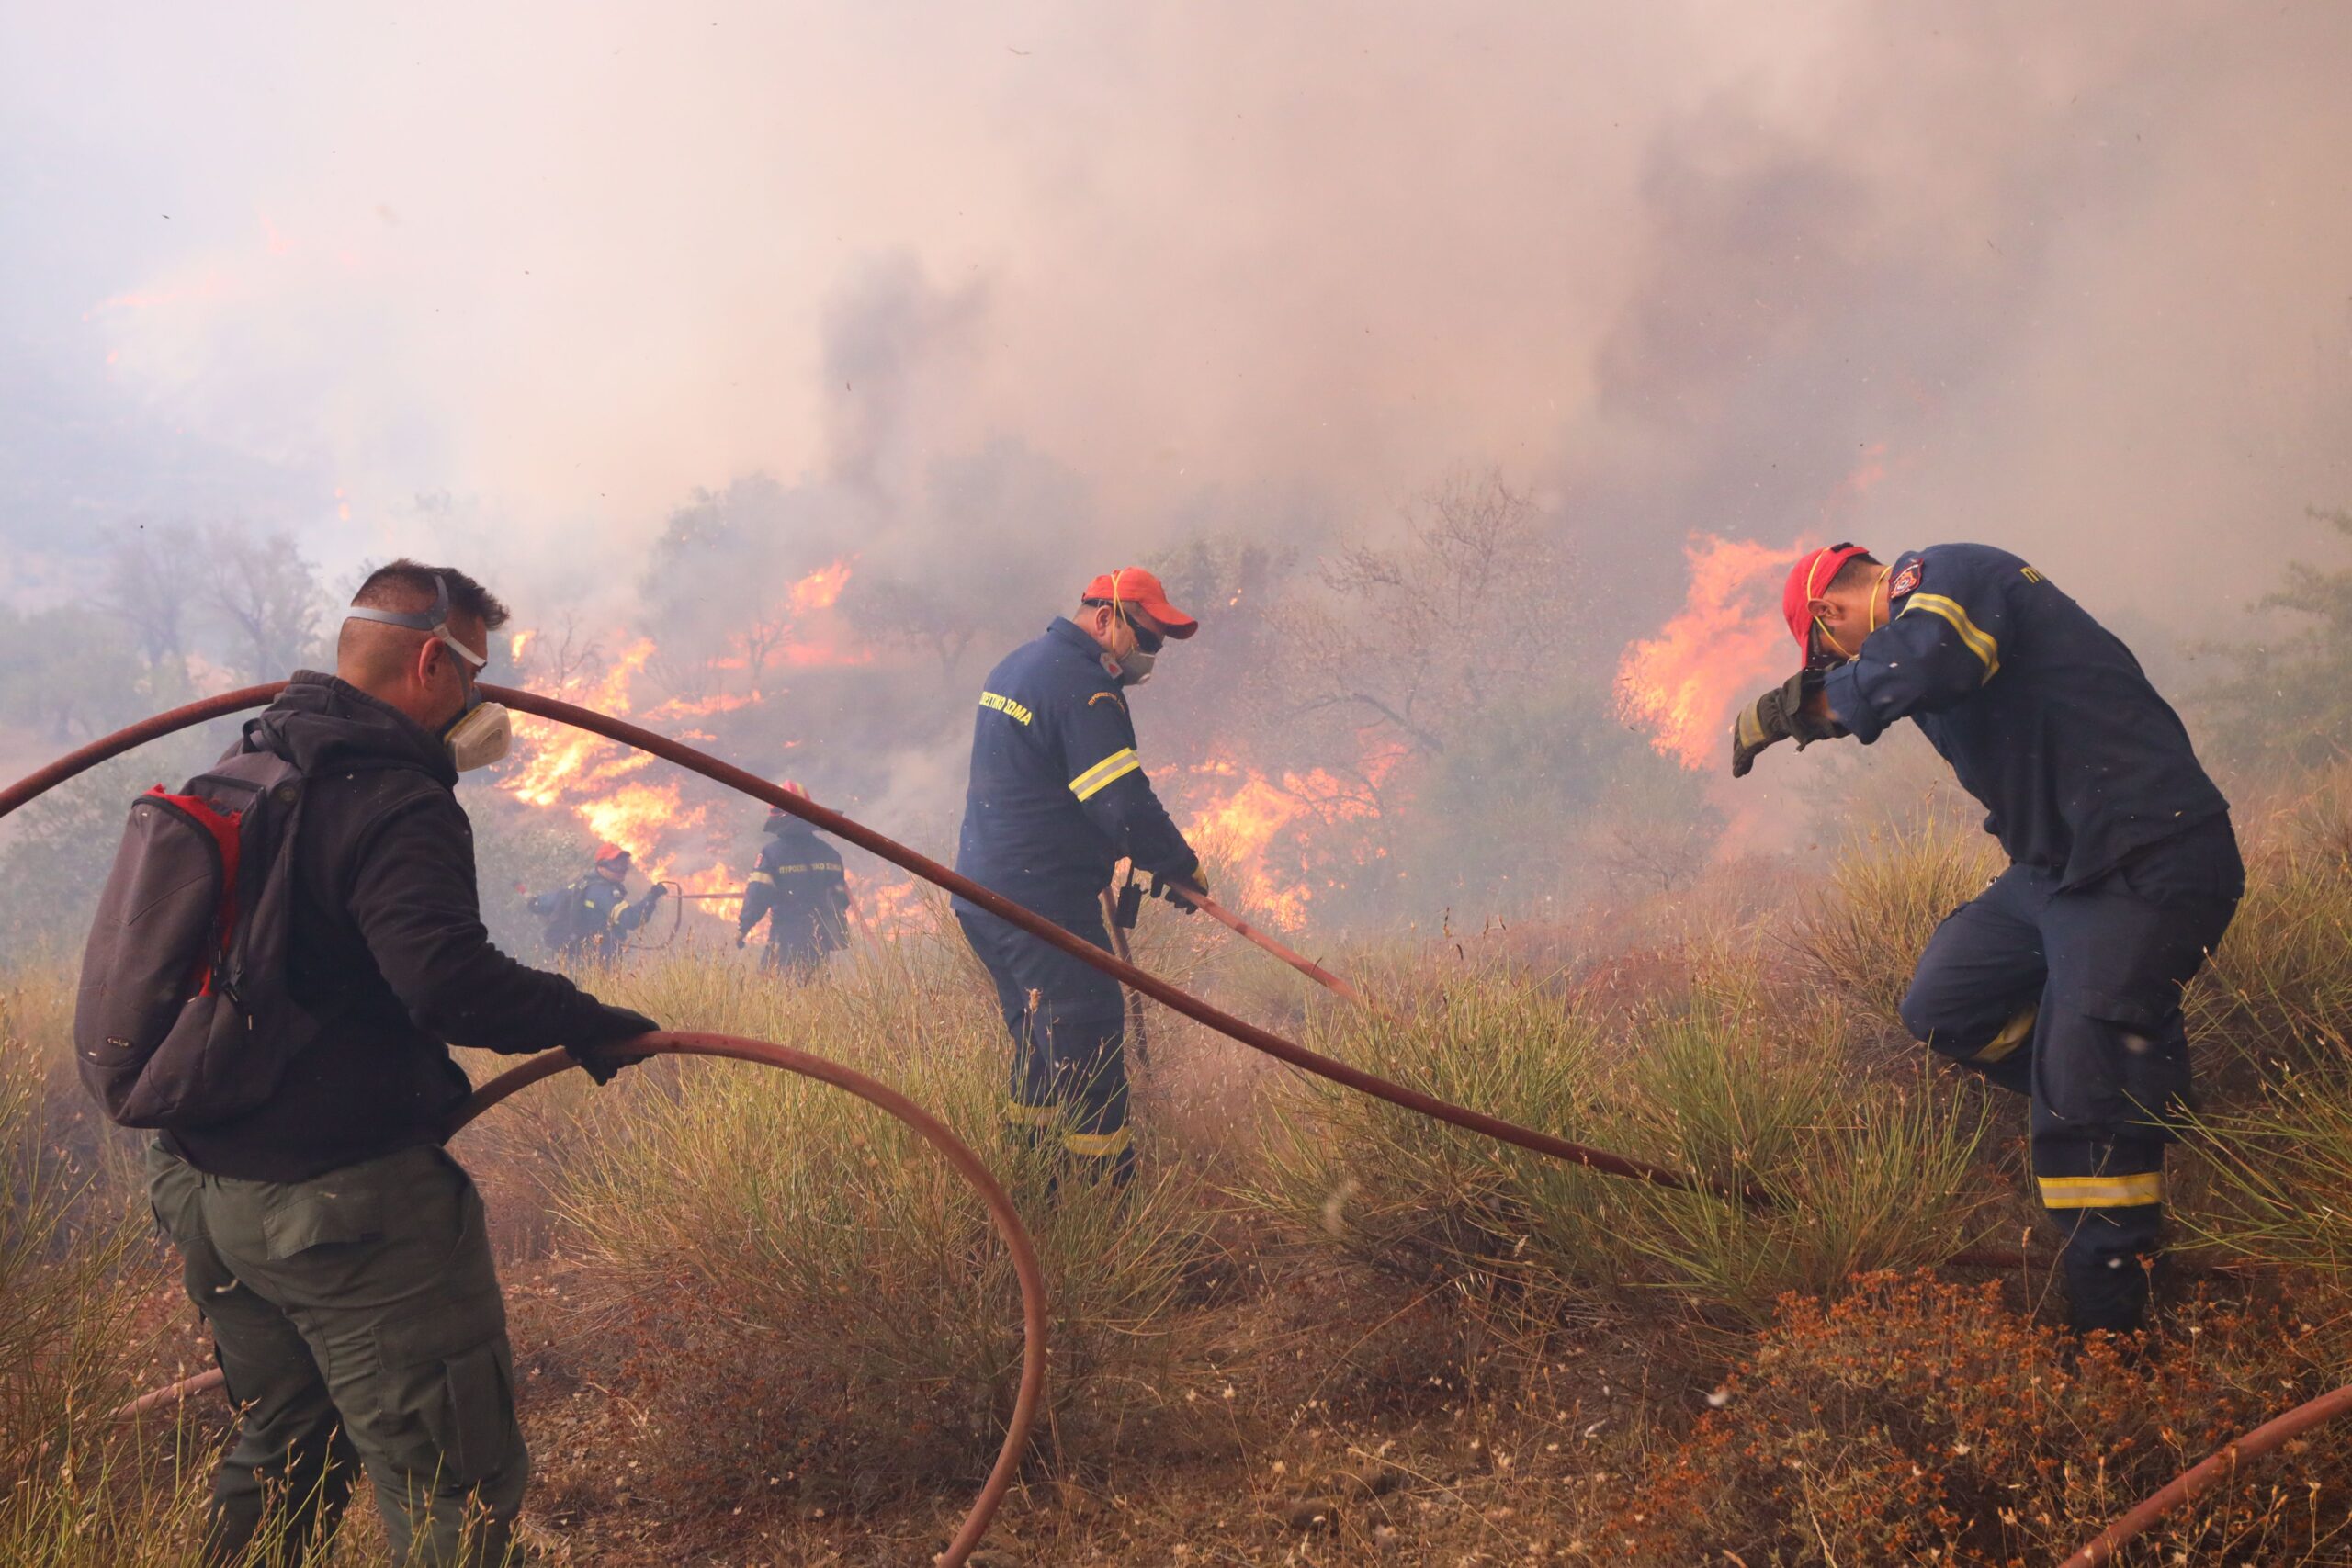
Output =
[
  {"x1": 952, "y1": 616, "x2": 1204, "y2": 1179},
  {"x1": 530, "y1": 869, "x2": 666, "y2": 962},
  {"x1": 739, "y1": 815, "x2": 852, "y2": 978},
  {"x1": 1822, "y1": 542, "x2": 2243, "y2": 1331}
]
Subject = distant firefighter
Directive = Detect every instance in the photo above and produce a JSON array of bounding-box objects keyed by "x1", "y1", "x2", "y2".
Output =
[
  {"x1": 530, "y1": 842, "x2": 669, "y2": 961},
  {"x1": 952, "y1": 567, "x2": 1208, "y2": 1186},
  {"x1": 1732, "y1": 541, "x2": 2240, "y2": 1337},
  {"x1": 737, "y1": 783, "x2": 852, "y2": 979}
]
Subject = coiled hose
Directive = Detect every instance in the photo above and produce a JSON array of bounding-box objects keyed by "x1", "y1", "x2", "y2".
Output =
[
  {"x1": 112, "y1": 1034, "x2": 1046, "y2": 1568},
  {"x1": 14, "y1": 688, "x2": 2342, "y2": 1563}
]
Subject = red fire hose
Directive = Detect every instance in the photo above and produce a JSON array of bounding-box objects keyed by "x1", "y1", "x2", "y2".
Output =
[
  {"x1": 17, "y1": 687, "x2": 2313, "y2": 1558},
  {"x1": 2059, "y1": 1381, "x2": 2352, "y2": 1566},
  {"x1": 110, "y1": 1033, "x2": 1046, "y2": 1568},
  {"x1": 0, "y1": 682, "x2": 1724, "y2": 1200}
]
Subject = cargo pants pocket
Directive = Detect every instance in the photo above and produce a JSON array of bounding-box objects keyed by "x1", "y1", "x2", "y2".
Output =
[
  {"x1": 370, "y1": 1291, "x2": 520, "y2": 1490},
  {"x1": 2036, "y1": 987, "x2": 2190, "y2": 1138}
]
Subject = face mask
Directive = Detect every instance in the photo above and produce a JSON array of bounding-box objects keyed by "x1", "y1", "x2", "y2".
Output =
[
  {"x1": 1112, "y1": 646, "x2": 1156, "y2": 686},
  {"x1": 443, "y1": 698, "x2": 514, "y2": 772}
]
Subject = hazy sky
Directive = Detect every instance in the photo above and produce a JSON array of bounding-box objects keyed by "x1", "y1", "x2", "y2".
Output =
[{"x1": 5, "y1": 1, "x2": 2347, "y2": 616}]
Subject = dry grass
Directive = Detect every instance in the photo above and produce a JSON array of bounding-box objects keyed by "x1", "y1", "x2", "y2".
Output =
[
  {"x1": 1244, "y1": 947, "x2": 2001, "y2": 1337},
  {"x1": 0, "y1": 801, "x2": 2349, "y2": 1563}
]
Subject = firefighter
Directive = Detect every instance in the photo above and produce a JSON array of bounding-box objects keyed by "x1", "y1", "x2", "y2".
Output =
[
  {"x1": 737, "y1": 784, "x2": 853, "y2": 980},
  {"x1": 951, "y1": 567, "x2": 1208, "y2": 1183},
  {"x1": 530, "y1": 842, "x2": 669, "y2": 962},
  {"x1": 1731, "y1": 542, "x2": 2242, "y2": 1334}
]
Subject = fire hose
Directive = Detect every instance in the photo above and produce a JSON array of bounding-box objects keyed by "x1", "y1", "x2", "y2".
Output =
[
  {"x1": 10, "y1": 687, "x2": 2331, "y2": 1560},
  {"x1": 0, "y1": 682, "x2": 1717, "y2": 1200},
  {"x1": 109, "y1": 1033, "x2": 1046, "y2": 1568}
]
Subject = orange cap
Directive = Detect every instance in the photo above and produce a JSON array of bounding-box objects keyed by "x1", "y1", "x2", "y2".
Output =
[
  {"x1": 594, "y1": 842, "x2": 631, "y2": 864},
  {"x1": 1081, "y1": 567, "x2": 1197, "y2": 639}
]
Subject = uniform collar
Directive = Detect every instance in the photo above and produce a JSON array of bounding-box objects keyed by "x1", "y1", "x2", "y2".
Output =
[{"x1": 1046, "y1": 616, "x2": 1102, "y2": 658}]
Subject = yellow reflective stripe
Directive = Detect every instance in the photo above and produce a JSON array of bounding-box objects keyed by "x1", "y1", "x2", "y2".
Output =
[
  {"x1": 1063, "y1": 1125, "x2": 1133, "y2": 1159},
  {"x1": 746, "y1": 872, "x2": 775, "y2": 886},
  {"x1": 2038, "y1": 1172, "x2": 2163, "y2": 1209},
  {"x1": 1069, "y1": 748, "x2": 1141, "y2": 801},
  {"x1": 1004, "y1": 1101, "x2": 1060, "y2": 1128},
  {"x1": 1901, "y1": 593, "x2": 2000, "y2": 680},
  {"x1": 1973, "y1": 1006, "x2": 2038, "y2": 1064}
]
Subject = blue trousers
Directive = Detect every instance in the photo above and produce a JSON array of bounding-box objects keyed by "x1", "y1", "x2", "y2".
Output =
[
  {"x1": 953, "y1": 892, "x2": 1133, "y2": 1179},
  {"x1": 1898, "y1": 818, "x2": 2242, "y2": 1330}
]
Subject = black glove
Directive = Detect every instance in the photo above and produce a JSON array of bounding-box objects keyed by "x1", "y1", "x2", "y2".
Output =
[
  {"x1": 645, "y1": 881, "x2": 670, "y2": 903},
  {"x1": 1730, "y1": 670, "x2": 1842, "y2": 779},
  {"x1": 568, "y1": 1005, "x2": 660, "y2": 1087},
  {"x1": 734, "y1": 931, "x2": 749, "y2": 949},
  {"x1": 1149, "y1": 869, "x2": 1205, "y2": 915}
]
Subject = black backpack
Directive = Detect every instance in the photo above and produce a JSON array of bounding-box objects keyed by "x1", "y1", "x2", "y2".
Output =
[{"x1": 74, "y1": 750, "x2": 319, "y2": 1128}]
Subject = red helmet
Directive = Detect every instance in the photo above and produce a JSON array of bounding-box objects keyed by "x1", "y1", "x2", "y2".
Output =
[
  {"x1": 768, "y1": 779, "x2": 812, "y2": 820},
  {"x1": 594, "y1": 842, "x2": 632, "y2": 865},
  {"x1": 1781, "y1": 544, "x2": 1872, "y2": 666}
]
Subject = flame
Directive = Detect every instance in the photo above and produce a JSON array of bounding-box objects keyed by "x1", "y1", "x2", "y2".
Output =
[
  {"x1": 1614, "y1": 535, "x2": 1804, "y2": 772},
  {"x1": 669, "y1": 863, "x2": 744, "y2": 923},
  {"x1": 641, "y1": 689, "x2": 760, "y2": 721},
  {"x1": 855, "y1": 874, "x2": 937, "y2": 937},
  {"x1": 1175, "y1": 748, "x2": 1396, "y2": 931},
  {"x1": 509, "y1": 629, "x2": 534, "y2": 662},
  {"x1": 789, "y1": 559, "x2": 854, "y2": 615}
]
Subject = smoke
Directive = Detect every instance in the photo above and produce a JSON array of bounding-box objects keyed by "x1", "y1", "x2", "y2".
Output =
[
  {"x1": 5, "y1": 2, "x2": 2351, "y2": 927},
  {"x1": 4, "y1": 3, "x2": 2346, "y2": 614}
]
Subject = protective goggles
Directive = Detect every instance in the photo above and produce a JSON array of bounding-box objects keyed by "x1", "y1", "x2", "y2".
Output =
[
  {"x1": 345, "y1": 574, "x2": 488, "y2": 670},
  {"x1": 1083, "y1": 600, "x2": 1166, "y2": 653}
]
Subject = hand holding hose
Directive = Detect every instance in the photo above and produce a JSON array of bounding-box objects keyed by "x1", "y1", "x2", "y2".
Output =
[
  {"x1": 568, "y1": 1006, "x2": 660, "y2": 1086},
  {"x1": 1149, "y1": 868, "x2": 1207, "y2": 915}
]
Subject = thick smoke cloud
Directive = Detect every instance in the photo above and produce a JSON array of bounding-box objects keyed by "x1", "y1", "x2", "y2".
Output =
[{"x1": 3, "y1": 1, "x2": 2347, "y2": 620}]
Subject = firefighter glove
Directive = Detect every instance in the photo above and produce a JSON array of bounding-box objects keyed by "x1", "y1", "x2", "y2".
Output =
[
  {"x1": 1730, "y1": 670, "x2": 1839, "y2": 779},
  {"x1": 1150, "y1": 869, "x2": 1205, "y2": 914},
  {"x1": 569, "y1": 1006, "x2": 660, "y2": 1087}
]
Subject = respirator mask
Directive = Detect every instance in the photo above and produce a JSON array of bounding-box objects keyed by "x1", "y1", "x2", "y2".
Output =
[
  {"x1": 1099, "y1": 602, "x2": 1163, "y2": 687},
  {"x1": 344, "y1": 573, "x2": 515, "y2": 772}
]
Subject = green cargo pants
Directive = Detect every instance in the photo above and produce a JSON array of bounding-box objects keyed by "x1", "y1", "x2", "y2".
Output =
[{"x1": 147, "y1": 1139, "x2": 528, "y2": 1566}]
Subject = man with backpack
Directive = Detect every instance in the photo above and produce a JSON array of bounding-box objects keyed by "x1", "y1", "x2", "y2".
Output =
[
  {"x1": 108, "y1": 561, "x2": 659, "y2": 1566},
  {"x1": 529, "y1": 841, "x2": 670, "y2": 962}
]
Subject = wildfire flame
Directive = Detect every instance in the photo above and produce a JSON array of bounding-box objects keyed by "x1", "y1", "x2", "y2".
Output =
[
  {"x1": 789, "y1": 560, "x2": 854, "y2": 615},
  {"x1": 1614, "y1": 535, "x2": 1805, "y2": 772},
  {"x1": 1177, "y1": 749, "x2": 1396, "y2": 931}
]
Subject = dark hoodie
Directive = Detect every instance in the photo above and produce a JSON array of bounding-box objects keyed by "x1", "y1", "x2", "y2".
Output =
[{"x1": 165, "y1": 672, "x2": 648, "y2": 1182}]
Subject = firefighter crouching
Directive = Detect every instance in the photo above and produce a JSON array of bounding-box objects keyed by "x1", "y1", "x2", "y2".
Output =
[
  {"x1": 529, "y1": 842, "x2": 668, "y2": 962},
  {"x1": 1732, "y1": 541, "x2": 2242, "y2": 1335},
  {"x1": 952, "y1": 568, "x2": 1208, "y2": 1184},
  {"x1": 738, "y1": 783, "x2": 853, "y2": 979}
]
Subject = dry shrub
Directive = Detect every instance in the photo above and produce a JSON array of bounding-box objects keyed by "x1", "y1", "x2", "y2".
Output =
[
  {"x1": 557, "y1": 934, "x2": 1214, "y2": 1496},
  {"x1": 0, "y1": 972, "x2": 222, "y2": 1565},
  {"x1": 1796, "y1": 811, "x2": 2003, "y2": 1032},
  {"x1": 1246, "y1": 953, "x2": 1997, "y2": 1333},
  {"x1": 1611, "y1": 1272, "x2": 2352, "y2": 1567},
  {"x1": 2188, "y1": 788, "x2": 2352, "y2": 1086}
]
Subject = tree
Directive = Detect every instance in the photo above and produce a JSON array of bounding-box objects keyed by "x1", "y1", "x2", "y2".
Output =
[
  {"x1": 99, "y1": 522, "x2": 199, "y2": 672},
  {"x1": 2193, "y1": 506, "x2": 2352, "y2": 770},
  {"x1": 197, "y1": 525, "x2": 329, "y2": 682},
  {"x1": 0, "y1": 604, "x2": 153, "y2": 742}
]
